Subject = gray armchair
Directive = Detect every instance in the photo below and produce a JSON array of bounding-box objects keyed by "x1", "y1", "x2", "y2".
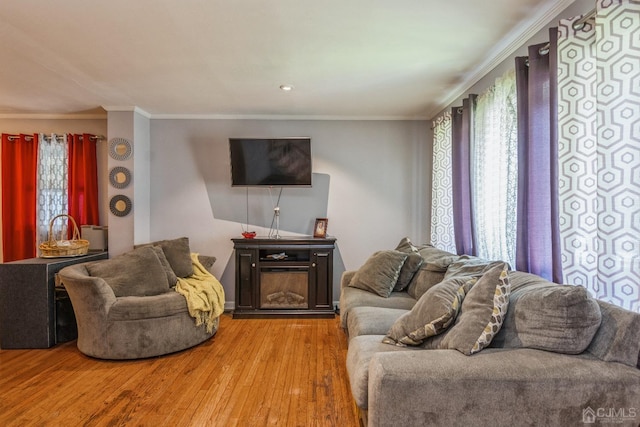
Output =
[{"x1": 58, "y1": 240, "x2": 219, "y2": 359}]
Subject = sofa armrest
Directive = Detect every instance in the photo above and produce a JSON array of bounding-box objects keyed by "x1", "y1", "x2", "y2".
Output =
[
  {"x1": 57, "y1": 263, "x2": 117, "y2": 354},
  {"x1": 367, "y1": 348, "x2": 640, "y2": 427},
  {"x1": 341, "y1": 270, "x2": 356, "y2": 288}
]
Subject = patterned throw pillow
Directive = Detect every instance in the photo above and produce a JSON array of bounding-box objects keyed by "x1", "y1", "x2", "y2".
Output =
[
  {"x1": 393, "y1": 252, "x2": 424, "y2": 291},
  {"x1": 348, "y1": 250, "x2": 408, "y2": 297},
  {"x1": 440, "y1": 263, "x2": 511, "y2": 355},
  {"x1": 382, "y1": 277, "x2": 475, "y2": 346}
]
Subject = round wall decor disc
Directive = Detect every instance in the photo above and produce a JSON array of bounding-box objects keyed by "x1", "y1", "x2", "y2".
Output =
[
  {"x1": 109, "y1": 137, "x2": 132, "y2": 160},
  {"x1": 109, "y1": 166, "x2": 132, "y2": 189},
  {"x1": 110, "y1": 195, "x2": 132, "y2": 217}
]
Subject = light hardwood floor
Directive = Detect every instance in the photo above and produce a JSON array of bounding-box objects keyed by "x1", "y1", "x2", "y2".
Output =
[{"x1": 0, "y1": 314, "x2": 360, "y2": 427}]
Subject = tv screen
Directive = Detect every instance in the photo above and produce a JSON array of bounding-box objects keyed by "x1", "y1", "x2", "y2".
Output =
[{"x1": 229, "y1": 138, "x2": 312, "y2": 186}]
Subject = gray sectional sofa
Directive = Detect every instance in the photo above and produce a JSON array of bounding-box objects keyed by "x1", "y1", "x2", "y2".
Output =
[{"x1": 340, "y1": 238, "x2": 640, "y2": 427}]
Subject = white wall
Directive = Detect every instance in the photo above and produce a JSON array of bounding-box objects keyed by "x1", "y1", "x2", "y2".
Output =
[{"x1": 149, "y1": 118, "x2": 430, "y2": 306}]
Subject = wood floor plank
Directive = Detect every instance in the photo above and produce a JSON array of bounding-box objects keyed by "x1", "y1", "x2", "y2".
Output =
[{"x1": 0, "y1": 314, "x2": 359, "y2": 426}]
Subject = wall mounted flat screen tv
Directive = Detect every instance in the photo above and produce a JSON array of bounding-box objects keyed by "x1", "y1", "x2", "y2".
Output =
[{"x1": 229, "y1": 137, "x2": 312, "y2": 187}]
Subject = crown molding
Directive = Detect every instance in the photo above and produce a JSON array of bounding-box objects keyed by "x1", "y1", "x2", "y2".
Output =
[
  {"x1": 425, "y1": 0, "x2": 576, "y2": 119},
  {"x1": 102, "y1": 106, "x2": 152, "y2": 118},
  {"x1": 0, "y1": 113, "x2": 107, "y2": 120},
  {"x1": 149, "y1": 113, "x2": 428, "y2": 121}
]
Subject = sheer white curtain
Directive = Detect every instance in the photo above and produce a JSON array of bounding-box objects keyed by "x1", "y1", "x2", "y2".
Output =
[
  {"x1": 557, "y1": 0, "x2": 640, "y2": 312},
  {"x1": 472, "y1": 69, "x2": 518, "y2": 267},
  {"x1": 430, "y1": 111, "x2": 456, "y2": 252},
  {"x1": 37, "y1": 133, "x2": 68, "y2": 246}
]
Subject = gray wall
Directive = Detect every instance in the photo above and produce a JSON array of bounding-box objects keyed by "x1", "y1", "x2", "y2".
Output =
[{"x1": 149, "y1": 118, "x2": 430, "y2": 308}]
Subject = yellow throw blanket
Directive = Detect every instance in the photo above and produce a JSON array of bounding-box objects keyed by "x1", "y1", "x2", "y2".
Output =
[{"x1": 175, "y1": 253, "x2": 225, "y2": 333}]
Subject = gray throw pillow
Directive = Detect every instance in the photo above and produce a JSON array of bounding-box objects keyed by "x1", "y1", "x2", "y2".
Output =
[
  {"x1": 393, "y1": 252, "x2": 423, "y2": 291},
  {"x1": 138, "y1": 237, "x2": 194, "y2": 278},
  {"x1": 416, "y1": 244, "x2": 459, "y2": 272},
  {"x1": 491, "y1": 272, "x2": 602, "y2": 354},
  {"x1": 150, "y1": 246, "x2": 178, "y2": 287},
  {"x1": 395, "y1": 237, "x2": 418, "y2": 253},
  {"x1": 444, "y1": 255, "x2": 505, "y2": 280},
  {"x1": 395, "y1": 237, "x2": 457, "y2": 298},
  {"x1": 197, "y1": 255, "x2": 217, "y2": 271},
  {"x1": 348, "y1": 251, "x2": 408, "y2": 297},
  {"x1": 86, "y1": 246, "x2": 170, "y2": 297},
  {"x1": 382, "y1": 277, "x2": 474, "y2": 346},
  {"x1": 406, "y1": 268, "x2": 447, "y2": 299},
  {"x1": 440, "y1": 263, "x2": 511, "y2": 355}
]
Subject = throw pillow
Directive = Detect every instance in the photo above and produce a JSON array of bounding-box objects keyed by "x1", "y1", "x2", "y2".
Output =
[
  {"x1": 440, "y1": 263, "x2": 511, "y2": 355},
  {"x1": 395, "y1": 237, "x2": 458, "y2": 298},
  {"x1": 348, "y1": 251, "x2": 408, "y2": 297},
  {"x1": 395, "y1": 237, "x2": 459, "y2": 272},
  {"x1": 415, "y1": 244, "x2": 459, "y2": 272},
  {"x1": 138, "y1": 237, "x2": 194, "y2": 278},
  {"x1": 150, "y1": 246, "x2": 178, "y2": 286},
  {"x1": 197, "y1": 255, "x2": 217, "y2": 271},
  {"x1": 406, "y1": 268, "x2": 447, "y2": 299},
  {"x1": 395, "y1": 237, "x2": 418, "y2": 253},
  {"x1": 490, "y1": 271, "x2": 602, "y2": 354},
  {"x1": 86, "y1": 246, "x2": 170, "y2": 297},
  {"x1": 382, "y1": 277, "x2": 475, "y2": 346},
  {"x1": 444, "y1": 255, "x2": 506, "y2": 280},
  {"x1": 393, "y1": 252, "x2": 423, "y2": 291}
]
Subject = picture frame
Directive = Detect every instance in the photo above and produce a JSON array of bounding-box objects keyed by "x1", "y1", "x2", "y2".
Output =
[{"x1": 313, "y1": 218, "x2": 328, "y2": 238}]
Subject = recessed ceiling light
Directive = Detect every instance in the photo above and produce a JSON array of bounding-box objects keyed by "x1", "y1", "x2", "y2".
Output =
[{"x1": 279, "y1": 84, "x2": 294, "y2": 91}]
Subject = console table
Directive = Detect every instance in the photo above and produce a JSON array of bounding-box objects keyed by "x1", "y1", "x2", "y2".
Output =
[
  {"x1": 0, "y1": 252, "x2": 108, "y2": 349},
  {"x1": 232, "y1": 236, "x2": 336, "y2": 318}
]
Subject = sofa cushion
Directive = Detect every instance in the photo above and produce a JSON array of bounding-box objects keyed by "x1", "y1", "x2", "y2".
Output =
[
  {"x1": 348, "y1": 250, "x2": 408, "y2": 297},
  {"x1": 348, "y1": 307, "x2": 409, "y2": 339},
  {"x1": 440, "y1": 263, "x2": 511, "y2": 355},
  {"x1": 108, "y1": 291, "x2": 188, "y2": 321},
  {"x1": 86, "y1": 246, "x2": 170, "y2": 297},
  {"x1": 382, "y1": 277, "x2": 473, "y2": 346},
  {"x1": 586, "y1": 300, "x2": 640, "y2": 368},
  {"x1": 340, "y1": 286, "x2": 416, "y2": 329},
  {"x1": 346, "y1": 335, "x2": 421, "y2": 409},
  {"x1": 490, "y1": 272, "x2": 602, "y2": 355},
  {"x1": 137, "y1": 237, "x2": 194, "y2": 278}
]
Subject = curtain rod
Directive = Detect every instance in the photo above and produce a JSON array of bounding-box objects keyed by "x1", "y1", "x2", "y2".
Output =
[
  {"x1": 5, "y1": 134, "x2": 105, "y2": 142},
  {"x1": 535, "y1": 8, "x2": 596, "y2": 57},
  {"x1": 573, "y1": 8, "x2": 596, "y2": 31}
]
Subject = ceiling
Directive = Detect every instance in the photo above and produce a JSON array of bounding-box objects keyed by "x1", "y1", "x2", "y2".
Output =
[{"x1": 0, "y1": 0, "x2": 572, "y2": 120}]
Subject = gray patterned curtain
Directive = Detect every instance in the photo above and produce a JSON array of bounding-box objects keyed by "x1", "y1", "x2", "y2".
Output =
[
  {"x1": 430, "y1": 111, "x2": 456, "y2": 253},
  {"x1": 557, "y1": 0, "x2": 640, "y2": 312}
]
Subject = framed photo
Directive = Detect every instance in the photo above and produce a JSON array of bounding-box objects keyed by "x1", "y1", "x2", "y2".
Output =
[{"x1": 313, "y1": 218, "x2": 328, "y2": 238}]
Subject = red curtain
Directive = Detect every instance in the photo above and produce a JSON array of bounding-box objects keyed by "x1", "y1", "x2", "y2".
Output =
[
  {"x1": 2, "y1": 133, "x2": 39, "y2": 262},
  {"x1": 68, "y1": 133, "x2": 99, "y2": 228}
]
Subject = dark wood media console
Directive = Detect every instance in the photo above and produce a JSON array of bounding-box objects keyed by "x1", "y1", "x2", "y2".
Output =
[{"x1": 232, "y1": 236, "x2": 336, "y2": 318}]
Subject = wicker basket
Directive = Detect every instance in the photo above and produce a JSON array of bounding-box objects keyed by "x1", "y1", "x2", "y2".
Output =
[{"x1": 39, "y1": 214, "x2": 90, "y2": 258}]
